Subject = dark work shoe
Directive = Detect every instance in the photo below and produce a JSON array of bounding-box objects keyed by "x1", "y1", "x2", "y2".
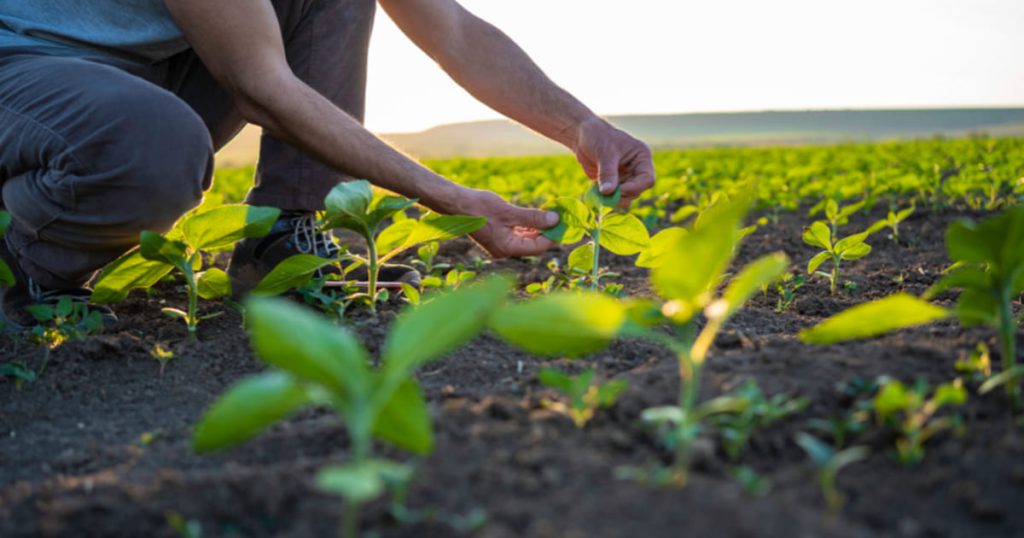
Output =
[
  {"x1": 227, "y1": 210, "x2": 421, "y2": 297},
  {"x1": 0, "y1": 239, "x2": 117, "y2": 331}
]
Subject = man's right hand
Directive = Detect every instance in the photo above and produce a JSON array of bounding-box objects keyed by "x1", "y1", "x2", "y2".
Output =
[{"x1": 455, "y1": 189, "x2": 558, "y2": 259}]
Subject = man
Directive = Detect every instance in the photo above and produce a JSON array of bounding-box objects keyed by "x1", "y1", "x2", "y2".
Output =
[{"x1": 0, "y1": 0, "x2": 655, "y2": 326}]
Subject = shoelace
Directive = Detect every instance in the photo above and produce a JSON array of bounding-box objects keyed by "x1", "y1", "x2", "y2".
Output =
[
  {"x1": 27, "y1": 276, "x2": 91, "y2": 304},
  {"x1": 289, "y1": 213, "x2": 340, "y2": 259}
]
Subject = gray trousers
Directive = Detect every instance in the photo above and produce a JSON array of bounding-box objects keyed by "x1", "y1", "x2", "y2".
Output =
[{"x1": 0, "y1": 0, "x2": 375, "y2": 289}]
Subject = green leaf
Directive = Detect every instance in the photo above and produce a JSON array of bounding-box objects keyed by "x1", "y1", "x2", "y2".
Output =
[
  {"x1": 599, "y1": 213, "x2": 650, "y2": 255},
  {"x1": 873, "y1": 382, "x2": 910, "y2": 417},
  {"x1": 866, "y1": 219, "x2": 888, "y2": 235},
  {"x1": 54, "y1": 296, "x2": 73, "y2": 318},
  {"x1": 0, "y1": 210, "x2": 10, "y2": 235},
  {"x1": 932, "y1": 381, "x2": 967, "y2": 408},
  {"x1": 716, "y1": 253, "x2": 789, "y2": 321},
  {"x1": 799, "y1": 293, "x2": 951, "y2": 344},
  {"x1": 25, "y1": 304, "x2": 54, "y2": 322},
  {"x1": 802, "y1": 221, "x2": 832, "y2": 250},
  {"x1": 139, "y1": 231, "x2": 189, "y2": 267},
  {"x1": 182, "y1": 205, "x2": 280, "y2": 252},
  {"x1": 636, "y1": 227, "x2": 686, "y2": 269},
  {"x1": 489, "y1": 291, "x2": 627, "y2": 357},
  {"x1": 197, "y1": 268, "x2": 231, "y2": 299},
  {"x1": 795, "y1": 432, "x2": 835, "y2": 466},
  {"x1": 323, "y1": 180, "x2": 374, "y2": 234},
  {"x1": 372, "y1": 377, "x2": 434, "y2": 454},
  {"x1": 538, "y1": 368, "x2": 576, "y2": 394},
  {"x1": 954, "y1": 288, "x2": 998, "y2": 327},
  {"x1": 825, "y1": 199, "x2": 839, "y2": 222},
  {"x1": 567, "y1": 243, "x2": 595, "y2": 273},
  {"x1": 246, "y1": 297, "x2": 371, "y2": 401},
  {"x1": 365, "y1": 195, "x2": 418, "y2": 232},
  {"x1": 316, "y1": 462, "x2": 386, "y2": 503},
  {"x1": 924, "y1": 266, "x2": 991, "y2": 299},
  {"x1": 583, "y1": 183, "x2": 621, "y2": 211},
  {"x1": 0, "y1": 260, "x2": 14, "y2": 287},
  {"x1": 192, "y1": 372, "x2": 311, "y2": 453},
  {"x1": 401, "y1": 282, "x2": 420, "y2": 305},
  {"x1": 541, "y1": 197, "x2": 590, "y2": 243},
  {"x1": 91, "y1": 251, "x2": 175, "y2": 304},
  {"x1": 838, "y1": 243, "x2": 871, "y2": 261},
  {"x1": 382, "y1": 275, "x2": 512, "y2": 374},
  {"x1": 834, "y1": 232, "x2": 870, "y2": 255},
  {"x1": 376, "y1": 219, "x2": 416, "y2": 254},
  {"x1": 651, "y1": 193, "x2": 749, "y2": 319},
  {"x1": 252, "y1": 254, "x2": 334, "y2": 297},
  {"x1": 380, "y1": 215, "x2": 487, "y2": 262},
  {"x1": 807, "y1": 251, "x2": 831, "y2": 274}
]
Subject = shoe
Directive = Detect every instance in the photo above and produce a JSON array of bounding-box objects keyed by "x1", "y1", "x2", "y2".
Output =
[
  {"x1": 0, "y1": 238, "x2": 117, "y2": 331},
  {"x1": 227, "y1": 210, "x2": 421, "y2": 297}
]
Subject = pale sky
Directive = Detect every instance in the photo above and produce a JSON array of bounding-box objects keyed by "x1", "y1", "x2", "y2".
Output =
[{"x1": 364, "y1": 0, "x2": 1024, "y2": 133}]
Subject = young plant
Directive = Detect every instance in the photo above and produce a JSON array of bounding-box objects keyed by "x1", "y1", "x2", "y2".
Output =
[
  {"x1": 709, "y1": 380, "x2": 808, "y2": 461},
  {"x1": 92, "y1": 204, "x2": 280, "y2": 340},
  {"x1": 537, "y1": 368, "x2": 628, "y2": 428},
  {"x1": 542, "y1": 185, "x2": 650, "y2": 290},
  {"x1": 410, "y1": 242, "x2": 449, "y2": 276},
  {"x1": 867, "y1": 204, "x2": 914, "y2": 243},
  {"x1": 794, "y1": 432, "x2": 869, "y2": 512},
  {"x1": 192, "y1": 276, "x2": 512, "y2": 538},
  {"x1": 809, "y1": 198, "x2": 866, "y2": 237},
  {"x1": 801, "y1": 206, "x2": 1024, "y2": 410},
  {"x1": 803, "y1": 220, "x2": 872, "y2": 295},
  {"x1": 320, "y1": 180, "x2": 486, "y2": 312},
  {"x1": 491, "y1": 190, "x2": 790, "y2": 484},
  {"x1": 772, "y1": 272, "x2": 805, "y2": 312},
  {"x1": 872, "y1": 378, "x2": 967, "y2": 465}
]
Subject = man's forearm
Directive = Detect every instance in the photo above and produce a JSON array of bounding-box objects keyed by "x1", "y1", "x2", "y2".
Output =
[{"x1": 247, "y1": 74, "x2": 471, "y2": 215}]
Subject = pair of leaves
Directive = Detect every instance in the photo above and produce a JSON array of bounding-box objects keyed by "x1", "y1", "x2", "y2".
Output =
[
  {"x1": 804, "y1": 221, "x2": 872, "y2": 273},
  {"x1": 91, "y1": 205, "x2": 279, "y2": 303},
  {"x1": 193, "y1": 275, "x2": 514, "y2": 456},
  {"x1": 323, "y1": 180, "x2": 420, "y2": 240}
]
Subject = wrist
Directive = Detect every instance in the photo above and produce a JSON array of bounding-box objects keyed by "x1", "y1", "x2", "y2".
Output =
[
  {"x1": 417, "y1": 177, "x2": 479, "y2": 216},
  {"x1": 558, "y1": 113, "x2": 605, "y2": 151}
]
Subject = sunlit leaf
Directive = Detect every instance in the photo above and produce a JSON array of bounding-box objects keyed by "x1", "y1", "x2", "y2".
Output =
[
  {"x1": 182, "y1": 205, "x2": 280, "y2": 252},
  {"x1": 139, "y1": 231, "x2": 188, "y2": 267},
  {"x1": 567, "y1": 243, "x2": 595, "y2": 273},
  {"x1": 197, "y1": 268, "x2": 231, "y2": 299},
  {"x1": 636, "y1": 227, "x2": 686, "y2": 269},
  {"x1": 489, "y1": 291, "x2": 626, "y2": 357},
  {"x1": 600, "y1": 213, "x2": 650, "y2": 255},
  {"x1": 800, "y1": 293, "x2": 951, "y2": 344},
  {"x1": 252, "y1": 254, "x2": 335, "y2": 297},
  {"x1": 802, "y1": 221, "x2": 832, "y2": 250},
  {"x1": 193, "y1": 372, "x2": 310, "y2": 453},
  {"x1": 716, "y1": 253, "x2": 789, "y2": 321},
  {"x1": 372, "y1": 377, "x2": 433, "y2": 454}
]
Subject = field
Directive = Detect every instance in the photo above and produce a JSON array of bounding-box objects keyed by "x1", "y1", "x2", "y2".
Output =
[{"x1": 2, "y1": 137, "x2": 1024, "y2": 537}]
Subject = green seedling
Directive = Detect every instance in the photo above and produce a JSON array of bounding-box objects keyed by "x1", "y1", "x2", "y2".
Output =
[
  {"x1": 537, "y1": 368, "x2": 628, "y2": 428},
  {"x1": 729, "y1": 465, "x2": 771, "y2": 496},
  {"x1": 193, "y1": 276, "x2": 512, "y2": 538},
  {"x1": 867, "y1": 204, "x2": 914, "y2": 243},
  {"x1": 810, "y1": 198, "x2": 866, "y2": 237},
  {"x1": 709, "y1": 380, "x2": 809, "y2": 461},
  {"x1": 151, "y1": 344, "x2": 177, "y2": 376},
  {"x1": 166, "y1": 511, "x2": 202, "y2": 538},
  {"x1": 410, "y1": 241, "x2": 450, "y2": 276},
  {"x1": 23, "y1": 296, "x2": 105, "y2": 376},
  {"x1": 955, "y1": 343, "x2": 992, "y2": 386},
  {"x1": 801, "y1": 206, "x2": 1024, "y2": 411},
  {"x1": 803, "y1": 220, "x2": 872, "y2": 295},
  {"x1": 794, "y1": 432, "x2": 869, "y2": 512},
  {"x1": 773, "y1": 272, "x2": 805, "y2": 312},
  {"x1": 0, "y1": 362, "x2": 36, "y2": 388},
  {"x1": 0, "y1": 211, "x2": 13, "y2": 288},
  {"x1": 92, "y1": 204, "x2": 280, "y2": 340},
  {"x1": 492, "y1": 189, "x2": 790, "y2": 485},
  {"x1": 872, "y1": 378, "x2": 967, "y2": 465},
  {"x1": 542, "y1": 184, "x2": 650, "y2": 289},
  {"x1": 320, "y1": 180, "x2": 486, "y2": 312}
]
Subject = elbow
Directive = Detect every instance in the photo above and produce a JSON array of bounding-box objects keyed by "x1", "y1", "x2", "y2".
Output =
[{"x1": 229, "y1": 69, "x2": 297, "y2": 131}]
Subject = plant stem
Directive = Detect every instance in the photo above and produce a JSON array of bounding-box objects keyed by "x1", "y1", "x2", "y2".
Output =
[
  {"x1": 830, "y1": 255, "x2": 840, "y2": 295},
  {"x1": 367, "y1": 236, "x2": 379, "y2": 314},
  {"x1": 998, "y1": 288, "x2": 1019, "y2": 411},
  {"x1": 590, "y1": 216, "x2": 603, "y2": 290},
  {"x1": 185, "y1": 261, "x2": 198, "y2": 341},
  {"x1": 343, "y1": 500, "x2": 360, "y2": 538}
]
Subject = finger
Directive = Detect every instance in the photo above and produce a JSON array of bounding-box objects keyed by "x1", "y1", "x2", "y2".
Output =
[
  {"x1": 509, "y1": 206, "x2": 559, "y2": 229},
  {"x1": 502, "y1": 233, "x2": 555, "y2": 258},
  {"x1": 597, "y1": 154, "x2": 621, "y2": 195},
  {"x1": 618, "y1": 155, "x2": 656, "y2": 200}
]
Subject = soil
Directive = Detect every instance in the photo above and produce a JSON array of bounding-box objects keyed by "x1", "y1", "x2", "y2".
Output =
[{"x1": 3, "y1": 205, "x2": 1023, "y2": 538}]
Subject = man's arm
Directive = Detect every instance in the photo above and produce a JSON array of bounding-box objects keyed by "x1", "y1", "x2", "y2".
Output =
[
  {"x1": 379, "y1": 0, "x2": 655, "y2": 206},
  {"x1": 164, "y1": 0, "x2": 555, "y2": 258}
]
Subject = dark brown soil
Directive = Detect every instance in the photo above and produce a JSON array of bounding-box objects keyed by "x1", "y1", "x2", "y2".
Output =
[{"x1": 3, "y1": 205, "x2": 1023, "y2": 538}]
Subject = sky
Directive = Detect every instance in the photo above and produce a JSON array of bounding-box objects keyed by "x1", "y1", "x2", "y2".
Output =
[{"x1": 363, "y1": 0, "x2": 1024, "y2": 133}]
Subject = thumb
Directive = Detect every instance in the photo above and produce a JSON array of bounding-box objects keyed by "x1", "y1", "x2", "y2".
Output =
[
  {"x1": 597, "y1": 154, "x2": 621, "y2": 195},
  {"x1": 510, "y1": 206, "x2": 560, "y2": 229}
]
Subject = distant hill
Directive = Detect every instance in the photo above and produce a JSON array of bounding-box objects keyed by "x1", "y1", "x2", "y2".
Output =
[{"x1": 215, "y1": 108, "x2": 1024, "y2": 165}]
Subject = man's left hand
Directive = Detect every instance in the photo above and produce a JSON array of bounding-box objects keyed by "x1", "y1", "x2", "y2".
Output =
[{"x1": 572, "y1": 117, "x2": 656, "y2": 208}]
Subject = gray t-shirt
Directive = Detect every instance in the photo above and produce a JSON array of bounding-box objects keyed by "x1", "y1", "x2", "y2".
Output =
[{"x1": 0, "y1": 0, "x2": 189, "y2": 62}]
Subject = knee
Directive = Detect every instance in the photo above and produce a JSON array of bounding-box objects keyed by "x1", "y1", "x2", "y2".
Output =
[{"x1": 80, "y1": 88, "x2": 214, "y2": 234}]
